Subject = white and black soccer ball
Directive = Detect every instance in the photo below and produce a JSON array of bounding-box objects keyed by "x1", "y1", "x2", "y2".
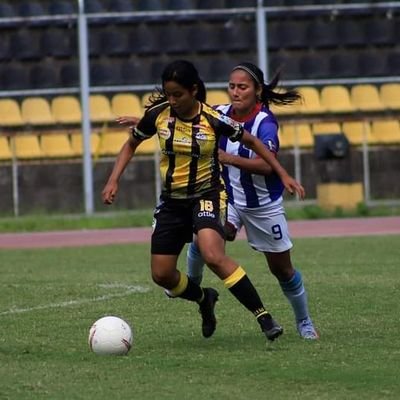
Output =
[{"x1": 88, "y1": 316, "x2": 133, "y2": 355}]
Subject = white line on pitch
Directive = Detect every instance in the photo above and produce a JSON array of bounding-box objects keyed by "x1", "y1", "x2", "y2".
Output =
[{"x1": 0, "y1": 284, "x2": 149, "y2": 316}]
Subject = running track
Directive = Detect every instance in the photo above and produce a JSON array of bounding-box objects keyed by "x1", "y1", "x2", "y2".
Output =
[{"x1": 0, "y1": 216, "x2": 399, "y2": 249}]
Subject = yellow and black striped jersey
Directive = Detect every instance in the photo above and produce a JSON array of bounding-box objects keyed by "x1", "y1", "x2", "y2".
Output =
[{"x1": 133, "y1": 101, "x2": 244, "y2": 200}]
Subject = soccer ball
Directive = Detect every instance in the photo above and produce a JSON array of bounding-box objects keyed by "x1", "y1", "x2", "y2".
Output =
[{"x1": 88, "y1": 316, "x2": 133, "y2": 355}]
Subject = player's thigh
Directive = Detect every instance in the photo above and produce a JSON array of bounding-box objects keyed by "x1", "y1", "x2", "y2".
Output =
[{"x1": 239, "y1": 208, "x2": 293, "y2": 253}]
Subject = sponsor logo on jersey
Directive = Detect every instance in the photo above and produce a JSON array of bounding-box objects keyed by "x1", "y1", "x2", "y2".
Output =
[{"x1": 158, "y1": 128, "x2": 171, "y2": 139}]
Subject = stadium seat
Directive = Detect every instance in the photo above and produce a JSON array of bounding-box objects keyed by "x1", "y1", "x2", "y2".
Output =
[
  {"x1": 70, "y1": 132, "x2": 100, "y2": 156},
  {"x1": 206, "y1": 90, "x2": 230, "y2": 106},
  {"x1": 0, "y1": 135, "x2": 12, "y2": 160},
  {"x1": 51, "y1": 96, "x2": 82, "y2": 124},
  {"x1": 13, "y1": 134, "x2": 43, "y2": 159},
  {"x1": 135, "y1": 135, "x2": 159, "y2": 155},
  {"x1": 222, "y1": 20, "x2": 256, "y2": 53},
  {"x1": 306, "y1": 19, "x2": 338, "y2": 49},
  {"x1": 312, "y1": 122, "x2": 342, "y2": 136},
  {"x1": 0, "y1": 35, "x2": 10, "y2": 61},
  {"x1": 157, "y1": 23, "x2": 191, "y2": 55},
  {"x1": 101, "y1": 30, "x2": 130, "y2": 57},
  {"x1": 358, "y1": 52, "x2": 388, "y2": 77},
  {"x1": 109, "y1": 0, "x2": 136, "y2": 12},
  {"x1": 120, "y1": 59, "x2": 151, "y2": 85},
  {"x1": 188, "y1": 22, "x2": 223, "y2": 53},
  {"x1": 341, "y1": 121, "x2": 374, "y2": 146},
  {"x1": 364, "y1": 17, "x2": 396, "y2": 46},
  {"x1": 10, "y1": 30, "x2": 42, "y2": 61},
  {"x1": 30, "y1": 65, "x2": 59, "y2": 89},
  {"x1": 111, "y1": 93, "x2": 143, "y2": 118},
  {"x1": 18, "y1": 1, "x2": 47, "y2": 17},
  {"x1": 141, "y1": 92, "x2": 155, "y2": 109},
  {"x1": 128, "y1": 24, "x2": 160, "y2": 55},
  {"x1": 40, "y1": 134, "x2": 75, "y2": 158},
  {"x1": 49, "y1": 0, "x2": 77, "y2": 15},
  {"x1": 60, "y1": 62, "x2": 80, "y2": 87},
  {"x1": 21, "y1": 97, "x2": 55, "y2": 126},
  {"x1": 379, "y1": 83, "x2": 400, "y2": 110},
  {"x1": 90, "y1": 61, "x2": 121, "y2": 86},
  {"x1": 1, "y1": 65, "x2": 29, "y2": 90},
  {"x1": 350, "y1": 84, "x2": 385, "y2": 112},
  {"x1": 276, "y1": 20, "x2": 308, "y2": 50},
  {"x1": 335, "y1": 19, "x2": 366, "y2": 48},
  {"x1": 0, "y1": 99, "x2": 24, "y2": 127},
  {"x1": 269, "y1": 52, "x2": 302, "y2": 80},
  {"x1": 137, "y1": 0, "x2": 165, "y2": 10},
  {"x1": 98, "y1": 131, "x2": 130, "y2": 156},
  {"x1": 386, "y1": 52, "x2": 400, "y2": 76},
  {"x1": 329, "y1": 52, "x2": 360, "y2": 78},
  {"x1": 89, "y1": 95, "x2": 114, "y2": 123},
  {"x1": 166, "y1": 0, "x2": 197, "y2": 10},
  {"x1": 320, "y1": 85, "x2": 354, "y2": 113},
  {"x1": 41, "y1": 28, "x2": 74, "y2": 59},
  {"x1": 279, "y1": 123, "x2": 314, "y2": 148},
  {"x1": 370, "y1": 120, "x2": 400, "y2": 145},
  {"x1": 300, "y1": 53, "x2": 331, "y2": 79},
  {"x1": 297, "y1": 86, "x2": 326, "y2": 114}
]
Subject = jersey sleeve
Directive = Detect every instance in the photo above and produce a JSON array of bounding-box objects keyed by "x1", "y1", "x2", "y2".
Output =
[
  {"x1": 206, "y1": 107, "x2": 244, "y2": 142},
  {"x1": 257, "y1": 120, "x2": 279, "y2": 153},
  {"x1": 131, "y1": 107, "x2": 159, "y2": 141}
]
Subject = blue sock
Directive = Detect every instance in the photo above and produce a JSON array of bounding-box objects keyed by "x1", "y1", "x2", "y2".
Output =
[
  {"x1": 186, "y1": 241, "x2": 205, "y2": 286},
  {"x1": 279, "y1": 269, "x2": 310, "y2": 322}
]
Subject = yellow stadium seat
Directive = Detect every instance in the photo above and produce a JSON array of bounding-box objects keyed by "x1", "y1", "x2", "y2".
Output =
[
  {"x1": 312, "y1": 122, "x2": 342, "y2": 135},
  {"x1": 370, "y1": 119, "x2": 400, "y2": 145},
  {"x1": 350, "y1": 84, "x2": 385, "y2": 112},
  {"x1": 111, "y1": 93, "x2": 143, "y2": 118},
  {"x1": 379, "y1": 83, "x2": 400, "y2": 110},
  {"x1": 41, "y1": 133, "x2": 75, "y2": 158},
  {"x1": 13, "y1": 134, "x2": 43, "y2": 159},
  {"x1": 297, "y1": 86, "x2": 326, "y2": 114},
  {"x1": 0, "y1": 135, "x2": 12, "y2": 160},
  {"x1": 206, "y1": 90, "x2": 230, "y2": 106},
  {"x1": 70, "y1": 132, "x2": 100, "y2": 156},
  {"x1": 89, "y1": 95, "x2": 114, "y2": 123},
  {"x1": 0, "y1": 99, "x2": 24, "y2": 127},
  {"x1": 141, "y1": 91, "x2": 154, "y2": 109},
  {"x1": 51, "y1": 96, "x2": 82, "y2": 124},
  {"x1": 341, "y1": 121, "x2": 373, "y2": 145},
  {"x1": 98, "y1": 130, "x2": 130, "y2": 156},
  {"x1": 21, "y1": 97, "x2": 55, "y2": 125},
  {"x1": 320, "y1": 85, "x2": 354, "y2": 113},
  {"x1": 279, "y1": 123, "x2": 314, "y2": 148},
  {"x1": 136, "y1": 135, "x2": 159, "y2": 155}
]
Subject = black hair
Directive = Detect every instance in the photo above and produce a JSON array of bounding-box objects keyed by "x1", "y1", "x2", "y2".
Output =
[
  {"x1": 231, "y1": 62, "x2": 302, "y2": 107},
  {"x1": 145, "y1": 60, "x2": 207, "y2": 110}
]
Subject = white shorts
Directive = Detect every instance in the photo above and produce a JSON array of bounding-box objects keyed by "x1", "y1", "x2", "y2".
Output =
[{"x1": 227, "y1": 202, "x2": 293, "y2": 253}]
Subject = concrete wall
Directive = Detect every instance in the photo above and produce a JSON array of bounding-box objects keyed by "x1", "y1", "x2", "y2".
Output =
[{"x1": 1, "y1": 148, "x2": 399, "y2": 215}]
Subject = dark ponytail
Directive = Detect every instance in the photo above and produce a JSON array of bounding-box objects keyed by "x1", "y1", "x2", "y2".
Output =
[
  {"x1": 145, "y1": 60, "x2": 206, "y2": 110},
  {"x1": 232, "y1": 62, "x2": 301, "y2": 108}
]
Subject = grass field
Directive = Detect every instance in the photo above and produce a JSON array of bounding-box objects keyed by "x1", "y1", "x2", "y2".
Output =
[{"x1": 0, "y1": 236, "x2": 399, "y2": 399}]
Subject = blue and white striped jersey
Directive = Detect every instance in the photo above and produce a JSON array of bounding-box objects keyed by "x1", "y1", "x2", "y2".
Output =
[{"x1": 216, "y1": 104, "x2": 284, "y2": 208}]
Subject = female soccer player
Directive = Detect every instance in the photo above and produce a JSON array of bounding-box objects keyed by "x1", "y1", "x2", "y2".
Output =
[
  {"x1": 186, "y1": 62, "x2": 318, "y2": 340},
  {"x1": 102, "y1": 60, "x2": 305, "y2": 343}
]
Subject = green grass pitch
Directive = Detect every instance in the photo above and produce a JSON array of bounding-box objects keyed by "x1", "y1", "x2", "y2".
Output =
[{"x1": 0, "y1": 236, "x2": 399, "y2": 399}]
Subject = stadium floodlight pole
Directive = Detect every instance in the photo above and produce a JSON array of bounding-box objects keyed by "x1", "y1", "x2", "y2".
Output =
[
  {"x1": 77, "y1": 0, "x2": 94, "y2": 215},
  {"x1": 256, "y1": 0, "x2": 268, "y2": 79}
]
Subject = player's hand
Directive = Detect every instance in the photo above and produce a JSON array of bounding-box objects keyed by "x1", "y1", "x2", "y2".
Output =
[
  {"x1": 102, "y1": 181, "x2": 118, "y2": 205},
  {"x1": 115, "y1": 116, "x2": 140, "y2": 128},
  {"x1": 217, "y1": 149, "x2": 230, "y2": 165},
  {"x1": 281, "y1": 175, "x2": 305, "y2": 199}
]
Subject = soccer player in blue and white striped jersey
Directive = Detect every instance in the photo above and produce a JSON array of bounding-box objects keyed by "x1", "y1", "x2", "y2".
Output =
[{"x1": 187, "y1": 62, "x2": 318, "y2": 340}]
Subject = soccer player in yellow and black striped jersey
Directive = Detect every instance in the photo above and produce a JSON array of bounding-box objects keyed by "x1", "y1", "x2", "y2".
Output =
[{"x1": 102, "y1": 60, "x2": 305, "y2": 343}]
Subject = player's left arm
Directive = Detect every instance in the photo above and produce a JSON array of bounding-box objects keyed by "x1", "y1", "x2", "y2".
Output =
[
  {"x1": 218, "y1": 149, "x2": 273, "y2": 175},
  {"x1": 219, "y1": 121, "x2": 278, "y2": 175}
]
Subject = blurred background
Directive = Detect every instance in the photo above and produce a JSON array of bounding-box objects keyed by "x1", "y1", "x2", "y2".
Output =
[{"x1": 0, "y1": 0, "x2": 399, "y2": 216}]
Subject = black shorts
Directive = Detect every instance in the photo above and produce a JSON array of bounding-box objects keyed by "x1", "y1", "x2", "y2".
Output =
[{"x1": 151, "y1": 190, "x2": 227, "y2": 255}]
